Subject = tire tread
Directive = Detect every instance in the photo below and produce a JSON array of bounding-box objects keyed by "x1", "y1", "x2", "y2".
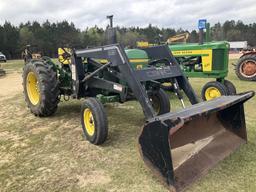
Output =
[
  {"x1": 81, "y1": 98, "x2": 108, "y2": 145},
  {"x1": 235, "y1": 54, "x2": 256, "y2": 81},
  {"x1": 23, "y1": 60, "x2": 59, "y2": 117}
]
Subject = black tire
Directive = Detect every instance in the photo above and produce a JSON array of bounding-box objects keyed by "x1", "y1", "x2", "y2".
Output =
[
  {"x1": 224, "y1": 80, "x2": 236, "y2": 95},
  {"x1": 148, "y1": 88, "x2": 170, "y2": 115},
  {"x1": 81, "y1": 98, "x2": 108, "y2": 145},
  {"x1": 235, "y1": 54, "x2": 256, "y2": 81},
  {"x1": 23, "y1": 60, "x2": 59, "y2": 116},
  {"x1": 201, "y1": 81, "x2": 228, "y2": 101}
]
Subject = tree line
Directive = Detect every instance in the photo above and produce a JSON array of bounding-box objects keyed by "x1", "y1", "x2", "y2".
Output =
[{"x1": 0, "y1": 20, "x2": 256, "y2": 59}]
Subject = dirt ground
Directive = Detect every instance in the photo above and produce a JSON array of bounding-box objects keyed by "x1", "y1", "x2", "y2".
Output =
[
  {"x1": 0, "y1": 72, "x2": 22, "y2": 101},
  {"x1": 0, "y1": 68, "x2": 157, "y2": 192},
  {"x1": 0, "y1": 60, "x2": 256, "y2": 192}
]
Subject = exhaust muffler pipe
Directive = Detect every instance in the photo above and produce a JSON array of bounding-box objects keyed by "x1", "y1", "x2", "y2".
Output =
[{"x1": 139, "y1": 91, "x2": 254, "y2": 192}]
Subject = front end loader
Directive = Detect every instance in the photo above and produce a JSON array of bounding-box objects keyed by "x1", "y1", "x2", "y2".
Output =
[{"x1": 22, "y1": 44, "x2": 254, "y2": 191}]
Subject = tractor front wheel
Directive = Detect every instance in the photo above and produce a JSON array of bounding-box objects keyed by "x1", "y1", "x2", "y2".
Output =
[
  {"x1": 201, "y1": 81, "x2": 228, "y2": 101},
  {"x1": 148, "y1": 88, "x2": 170, "y2": 115},
  {"x1": 23, "y1": 60, "x2": 59, "y2": 116},
  {"x1": 81, "y1": 98, "x2": 108, "y2": 145}
]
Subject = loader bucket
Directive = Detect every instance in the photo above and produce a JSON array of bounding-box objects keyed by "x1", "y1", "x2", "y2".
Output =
[{"x1": 139, "y1": 91, "x2": 254, "y2": 192}]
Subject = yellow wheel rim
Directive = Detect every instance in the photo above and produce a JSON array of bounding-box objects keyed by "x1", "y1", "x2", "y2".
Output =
[
  {"x1": 205, "y1": 87, "x2": 221, "y2": 100},
  {"x1": 162, "y1": 82, "x2": 172, "y2": 87},
  {"x1": 83, "y1": 108, "x2": 95, "y2": 136},
  {"x1": 26, "y1": 72, "x2": 40, "y2": 105}
]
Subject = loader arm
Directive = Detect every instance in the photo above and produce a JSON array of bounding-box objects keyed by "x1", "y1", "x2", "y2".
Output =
[
  {"x1": 74, "y1": 44, "x2": 156, "y2": 119},
  {"x1": 73, "y1": 44, "x2": 199, "y2": 119},
  {"x1": 142, "y1": 45, "x2": 199, "y2": 104}
]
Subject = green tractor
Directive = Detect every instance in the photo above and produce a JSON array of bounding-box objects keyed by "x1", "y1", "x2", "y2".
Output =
[
  {"x1": 136, "y1": 22, "x2": 236, "y2": 101},
  {"x1": 128, "y1": 41, "x2": 236, "y2": 101},
  {"x1": 22, "y1": 17, "x2": 254, "y2": 191},
  {"x1": 23, "y1": 44, "x2": 254, "y2": 192},
  {"x1": 170, "y1": 41, "x2": 236, "y2": 100},
  {"x1": 168, "y1": 21, "x2": 236, "y2": 101}
]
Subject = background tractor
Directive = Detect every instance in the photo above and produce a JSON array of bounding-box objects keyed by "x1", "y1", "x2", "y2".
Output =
[
  {"x1": 235, "y1": 51, "x2": 256, "y2": 81},
  {"x1": 136, "y1": 22, "x2": 236, "y2": 101},
  {"x1": 22, "y1": 45, "x2": 42, "y2": 63},
  {"x1": 170, "y1": 41, "x2": 236, "y2": 100},
  {"x1": 166, "y1": 32, "x2": 189, "y2": 44},
  {"x1": 169, "y1": 21, "x2": 237, "y2": 101}
]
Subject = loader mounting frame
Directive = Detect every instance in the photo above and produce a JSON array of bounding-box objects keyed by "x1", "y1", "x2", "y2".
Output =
[{"x1": 71, "y1": 44, "x2": 199, "y2": 119}]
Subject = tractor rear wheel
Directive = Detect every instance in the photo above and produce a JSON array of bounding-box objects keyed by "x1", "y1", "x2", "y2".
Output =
[
  {"x1": 81, "y1": 98, "x2": 108, "y2": 145},
  {"x1": 235, "y1": 54, "x2": 256, "y2": 81},
  {"x1": 148, "y1": 88, "x2": 170, "y2": 115},
  {"x1": 201, "y1": 81, "x2": 228, "y2": 101},
  {"x1": 23, "y1": 60, "x2": 59, "y2": 116}
]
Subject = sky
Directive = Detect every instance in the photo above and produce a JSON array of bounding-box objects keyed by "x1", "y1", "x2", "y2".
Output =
[{"x1": 0, "y1": 0, "x2": 255, "y2": 31}]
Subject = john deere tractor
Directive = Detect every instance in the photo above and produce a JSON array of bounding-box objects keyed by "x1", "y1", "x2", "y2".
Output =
[
  {"x1": 170, "y1": 41, "x2": 237, "y2": 100},
  {"x1": 136, "y1": 23, "x2": 236, "y2": 101},
  {"x1": 23, "y1": 43, "x2": 254, "y2": 191},
  {"x1": 23, "y1": 17, "x2": 254, "y2": 191}
]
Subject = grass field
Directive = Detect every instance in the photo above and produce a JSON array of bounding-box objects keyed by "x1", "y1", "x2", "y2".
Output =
[{"x1": 0, "y1": 58, "x2": 256, "y2": 192}]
